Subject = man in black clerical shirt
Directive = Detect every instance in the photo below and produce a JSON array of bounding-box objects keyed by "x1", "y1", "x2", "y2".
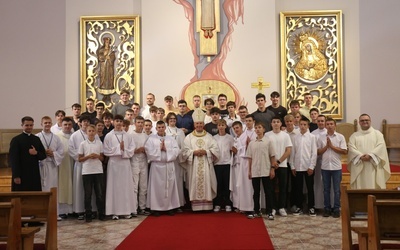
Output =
[{"x1": 9, "y1": 116, "x2": 47, "y2": 191}]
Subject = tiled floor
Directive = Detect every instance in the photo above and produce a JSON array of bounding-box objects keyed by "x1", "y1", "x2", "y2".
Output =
[{"x1": 34, "y1": 210, "x2": 347, "y2": 249}]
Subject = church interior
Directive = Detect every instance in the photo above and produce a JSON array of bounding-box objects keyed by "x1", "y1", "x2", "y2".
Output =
[{"x1": 1, "y1": 0, "x2": 400, "y2": 249}]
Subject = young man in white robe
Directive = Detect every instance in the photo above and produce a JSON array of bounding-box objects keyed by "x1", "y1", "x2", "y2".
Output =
[
  {"x1": 103, "y1": 115, "x2": 136, "y2": 220},
  {"x1": 129, "y1": 116, "x2": 150, "y2": 215},
  {"x1": 37, "y1": 116, "x2": 64, "y2": 220},
  {"x1": 50, "y1": 110, "x2": 66, "y2": 134},
  {"x1": 165, "y1": 112, "x2": 186, "y2": 209},
  {"x1": 231, "y1": 117, "x2": 256, "y2": 214},
  {"x1": 57, "y1": 117, "x2": 74, "y2": 218},
  {"x1": 37, "y1": 116, "x2": 64, "y2": 190},
  {"x1": 181, "y1": 108, "x2": 220, "y2": 211},
  {"x1": 69, "y1": 115, "x2": 98, "y2": 220},
  {"x1": 348, "y1": 114, "x2": 390, "y2": 189},
  {"x1": 145, "y1": 121, "x2": 181, "y2": 216}
]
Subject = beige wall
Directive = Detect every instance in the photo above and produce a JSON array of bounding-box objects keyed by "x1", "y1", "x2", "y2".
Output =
[{"x1": 0, "y1": 0, "x2": 398, "y2": 130}]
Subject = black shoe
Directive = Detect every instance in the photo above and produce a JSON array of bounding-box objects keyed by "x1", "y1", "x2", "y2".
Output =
[
  {"x1": 168, "y1": 210, "x2": 175, "y2": 216},
  {"x1": 323, "y1": 209, "x2": 331, "y2": 217},
  {"x1": 85, "y1": 217, "x2": 92, "y2": 222},
  {"x1": 98, "y1": 214, "x2": 106, "y2": 221},
  {"x1": 332, "y1": 210, "x2": 340, "y2": 218},
  {"x1": 152, "y1": 211, "x2": 160, "y2": 217},
  {"x1": 138, "y1": 209, "x2": 151, "y2": 216},
  {"x1": 59, "y1": 214, "x2": 68, "y2": 219}
]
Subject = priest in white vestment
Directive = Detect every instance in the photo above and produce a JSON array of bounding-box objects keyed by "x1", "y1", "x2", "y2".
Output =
[
  {"x1": 181, "y1": 109, "x2": 220, "y2": 211},
  {"x1": 348, "y1": 114, "x2": 390, "y2": 189},
  {"x1": 145, "y1": 121, "x2": 181, "y2": 214},
  {"x1": 57, "y1": 118, "x2": 74, "y2": 215},
  {"x1": 103, "y1": 115, "x2": 136, "y2": 219}
]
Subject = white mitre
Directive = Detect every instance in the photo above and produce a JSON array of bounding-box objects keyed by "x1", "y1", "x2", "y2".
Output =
[{"x1": 192, "y1": 108, "x2": 206, "y2": 123}]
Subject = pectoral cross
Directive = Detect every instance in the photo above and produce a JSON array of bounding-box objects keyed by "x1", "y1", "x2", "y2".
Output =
[{"x1": 251, "y1": 77, "x2": 270, "y2": 93}]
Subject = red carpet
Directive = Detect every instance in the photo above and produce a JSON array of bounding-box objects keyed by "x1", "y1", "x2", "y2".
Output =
[{"x1": 116, "y1": 212, "x2": 274, "y2": 250}]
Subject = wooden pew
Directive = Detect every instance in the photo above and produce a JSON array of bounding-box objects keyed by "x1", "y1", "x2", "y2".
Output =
[
  {"x1": 0, "y1": 188, "x2": 57, "y2": 250},
  {"x1": 367, "y1": 195, "x2": 400, "y2": 250},
  {"x1": 341, "y1": 185, "x2": 400, "y2": 250},
  {"x1": 0, "y1": 198, "x2": 40, "y2": 250},
  {"x1": 0, "y1": 198, "x2": 21, "y2": 249}
]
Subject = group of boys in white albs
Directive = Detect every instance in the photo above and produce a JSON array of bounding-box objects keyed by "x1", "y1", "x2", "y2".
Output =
[{"x1": 10, "y1": 90, "x2": 391, "y2": 222}]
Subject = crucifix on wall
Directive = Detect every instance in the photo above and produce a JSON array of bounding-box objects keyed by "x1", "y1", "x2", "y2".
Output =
[{"x1": 251, "y1": 77, "x2": 270, "y2": 93}]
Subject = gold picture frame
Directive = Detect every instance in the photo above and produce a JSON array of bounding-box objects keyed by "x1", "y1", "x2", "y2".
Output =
[
  {"x1": 280, "y1": 10, "x2": 343, "y2": 119},
  {"x1": 80, "y1": 16, "x2": 140, "y2": 110}
]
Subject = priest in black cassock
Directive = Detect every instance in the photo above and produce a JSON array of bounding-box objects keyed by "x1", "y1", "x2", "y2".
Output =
[{"x1": 9, "y1": 116, "x2": 47, "y2": 191}]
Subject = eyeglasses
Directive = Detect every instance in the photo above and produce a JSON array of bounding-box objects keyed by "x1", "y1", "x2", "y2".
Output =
[{"x1": 360, "y1": 119, "x2": 370, "y2": 122}]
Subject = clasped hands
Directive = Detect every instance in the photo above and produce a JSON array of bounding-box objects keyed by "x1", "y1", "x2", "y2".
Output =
[{"x1": 193, "y1": 149, "x2": 207, "y2": 157}]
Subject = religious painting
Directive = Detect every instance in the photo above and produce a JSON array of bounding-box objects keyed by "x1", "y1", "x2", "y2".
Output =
[
  {"x1": 280, "y1": 10, "x2": 343, "y2": 119},
  {"x1": 174, "y1": 0, "x2": 245, "y2": 109},
  {"x1": 80, "y1": 16, "x2": 140, "y2": 110}
]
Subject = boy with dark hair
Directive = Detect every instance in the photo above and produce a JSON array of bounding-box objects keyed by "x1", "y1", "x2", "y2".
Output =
[
  {"x1": 102, "y1": 112, "x2": 114, "y2": 136},
  {"x1": 103, "y1": 114, "x2": 136, "y2": 220},
  {"x1": 144, "y1": 119, "x2": 153, "y2": 135},
  {"x1": 51, "y1": 110, "x2": 66, "y2": 134},
  {"x1": 71, "y1": 103, "x2": 82, "y2": 131},
  {"x1": 204, "y1": 98, "x2": 215, "y2": 124},
  {"x1": 224, "y1": 101, "x2": 240, "y2": 133},
  {"x1": 309, "y1": 108, "x2": 319, "y2": 132},
  {"x1": 81, "y1": 98, "x2": 97, "y2": 122},
  {"x1": 205, "y1": 107, "x2": 229, "y2": 136},
  {"x1": 176, "y1": 99, "x2": 194, "y2": 135},
  {"x1": 95, "y1": 102, "x2": 106, "y2": 122},
  {"x1": 246, "y1": 122, "x2": 276, "y2": 220},
  {"x1": 252, "y1": 93, "x2": 275, "y2": 132},
  {"x1": 164, "y1": 95, "x2": 177, "y2": 114},
  {"x1": 217, "y1": 93, "x2": 229, "y2": 119},
  {"x1": 267, "y1": 91, "x2": 287, "y2": 127}
]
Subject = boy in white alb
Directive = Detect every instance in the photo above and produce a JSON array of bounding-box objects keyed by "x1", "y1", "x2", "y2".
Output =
[
  {"x1": 230, "y1": 121, "x2": 254, "y2": 213},
  {"x1": 37, "y1": 116, "x2": 64, "y2": 220},
  {"x1": 69, "y1": 115, "x2": 98, "y2": 220},
  {"x1": 145, "y1": 121, "x2": 181, "y2": 216},
  {"x1": 37, "y1": 116, "x2": 64, "y2": 192},
  {"x1": 103, "y1": 115, "x2": 137, "y2": 220},
  {"x1": 264, "y1": 117, "x2": 292, "y2": 217},
  {"x1": 213, "y1": 119, "x2": 236, "y2": 212},
  {"x1": 129, "y1": 116, "x2": 150, "y2": 215},
  {"x1": 246, "y1": 122, "x2": 276, "y2": 220},
  {"x1": 78, "y1": 125, "x2": 105, "y2": 222}
]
